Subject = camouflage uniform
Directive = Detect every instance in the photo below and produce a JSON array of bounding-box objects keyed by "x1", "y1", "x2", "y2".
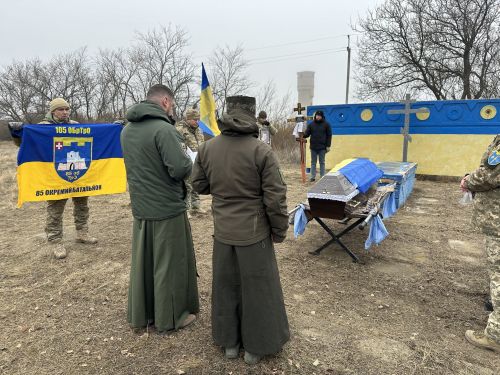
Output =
[
  {"x1": 175, "y1": 112, "x2": 204, "y2": 211},
  {"x1": 38, "y1": 112, "x2": 92, "y2": 242},
  {"x1": 256, "y1": 111, "x2": 277, "y2": 146},
  {"x1": 465, "y1": 135, "x2": 500, "y2": 344}
]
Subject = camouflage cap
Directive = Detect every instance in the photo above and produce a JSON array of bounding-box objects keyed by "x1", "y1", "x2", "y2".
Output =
[
  {"x1": 186, "y1": 108, "x2": 200, "y2": 121},
  {"x1": 226, "y1": 96, "x2": 256, "y2": 117}
]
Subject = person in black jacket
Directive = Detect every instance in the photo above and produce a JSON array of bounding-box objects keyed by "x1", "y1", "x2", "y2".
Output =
[{"x1": 304, "y1": 110, "x2": 332, "y2": 181}]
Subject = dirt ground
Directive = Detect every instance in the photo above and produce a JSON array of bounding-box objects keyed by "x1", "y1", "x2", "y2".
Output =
[{"x1": 0, "y1": 140, "x2": 498, "y2": 375}]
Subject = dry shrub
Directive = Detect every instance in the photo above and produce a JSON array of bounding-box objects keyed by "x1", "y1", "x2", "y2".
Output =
[{"x1": 272, "y1": 123, "x2": 300, "y2": 164}]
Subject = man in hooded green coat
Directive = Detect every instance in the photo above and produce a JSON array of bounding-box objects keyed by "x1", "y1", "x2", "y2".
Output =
[
  {"x1": 192, "y1": 96, "x2": 289, "y2": 365},
  {"x1": 121, "y1": 84, "x2": 199, "y2": 333}
]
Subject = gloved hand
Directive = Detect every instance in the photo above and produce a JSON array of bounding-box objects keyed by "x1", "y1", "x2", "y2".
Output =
[
  {"x1": 272, "y1": 234, "x2": 285, "y2": 244},
  {"x1": 8, "y1": 122, "x2": 23, "y2": 131},
  {"x1": 326, "y1": 147, "x2": 331, "y2": 153}
]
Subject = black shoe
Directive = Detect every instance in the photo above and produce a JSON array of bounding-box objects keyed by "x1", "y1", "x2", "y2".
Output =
[
  {"x1": 485, "y1": 299, "x2": 493, "y2": 312},
  {"x1": 309, "y1": 178, "x2": 315, "y2": 182}
]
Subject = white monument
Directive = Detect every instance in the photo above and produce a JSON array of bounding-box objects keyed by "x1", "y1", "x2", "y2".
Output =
[
  {"x1": 297, "y1": 71, "x2": 315, "y2": 107},
  {"x1": 57, "y1": 151, "x2": 87, "y2": 171}
]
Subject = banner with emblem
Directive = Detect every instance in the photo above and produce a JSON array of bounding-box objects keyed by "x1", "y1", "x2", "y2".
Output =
[{"x1": 16, "y1": 123, "x2": 126, "y2": 207}]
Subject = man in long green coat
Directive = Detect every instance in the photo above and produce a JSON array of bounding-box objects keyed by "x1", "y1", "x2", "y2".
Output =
[
  {"x1": 121, "y1": 84, "x2": 199, "y2": 333},
  {"x1": 192, "y1": 95, "x2": 289, "y2": 365}
]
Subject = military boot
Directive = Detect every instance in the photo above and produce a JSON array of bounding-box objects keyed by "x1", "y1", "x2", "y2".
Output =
[
  {"x1": 465, "y1": 330, "x2": 500, "y2": 352},
  {"x1": 244, "y1": 351, "x2": 262, "y2": 365},
  {"x1": 50, "y1": 240, "x2": 67, "y2": 259},
  {"x1": 75, "y1": 230, "x2": 98, "y2": 244},
  {"x1": 225, "y1": 343, "x2": 240, "y2": 359}
]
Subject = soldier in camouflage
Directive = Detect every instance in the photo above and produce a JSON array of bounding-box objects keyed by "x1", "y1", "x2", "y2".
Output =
[
  {"x1": 14, "y1": 98, "x2": 98, "y2": 259},
  {"x1": 175, "y1": 108, "x2": 206, "y2": 215},
  {"x1": 256, "y1": 111, "x2": 277, "y2": 146},
  {"x1": 462, "y1": 134, "x2": 500, "y2": 352}
]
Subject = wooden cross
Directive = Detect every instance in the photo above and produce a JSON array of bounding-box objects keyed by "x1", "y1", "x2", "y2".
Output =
[
  {"x1": 294, "y1": 102, "x2": 306, "y2": 115},
  {"x1": 293, "y1": 102, "x2": 308, "y2": 183},
  {"x1": 387, "y1": 94, "x2": 429, "y2": 162}
]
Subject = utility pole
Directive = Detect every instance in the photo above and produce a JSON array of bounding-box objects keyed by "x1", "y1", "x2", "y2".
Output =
[{"x1": 345, "y1": 34, "x2": 351, "y2": 104}]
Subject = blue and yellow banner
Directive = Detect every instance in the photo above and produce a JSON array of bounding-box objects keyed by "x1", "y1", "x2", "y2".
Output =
[
  {"x1": 16, "y1": 123, "x2": 126, "y2": 207},
  {"x1": 200, "y1": 63, "x2": 220, "y2": 136}
]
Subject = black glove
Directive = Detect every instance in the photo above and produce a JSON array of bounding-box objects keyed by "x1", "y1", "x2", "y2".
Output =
[{"x1": 8, "y1": 122, "x2": 23, "y2": 131}]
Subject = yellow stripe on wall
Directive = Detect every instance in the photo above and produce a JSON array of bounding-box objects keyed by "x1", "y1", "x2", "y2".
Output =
[{"x1": 307, "y1": 134, "x2": 494, "y2": 177}]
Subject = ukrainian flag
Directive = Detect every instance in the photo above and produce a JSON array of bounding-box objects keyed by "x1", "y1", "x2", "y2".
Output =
[
  {"x1": 16, "y1": 123, "x2": 126, "y2": 207},
  {"x1": 200, "y1": 63, "x2": 220, "y2": 136}
]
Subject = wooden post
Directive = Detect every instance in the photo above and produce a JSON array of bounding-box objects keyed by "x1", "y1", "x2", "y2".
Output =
[{"x1": 294, "y1": 103, "x2": 307, "y2": 183}]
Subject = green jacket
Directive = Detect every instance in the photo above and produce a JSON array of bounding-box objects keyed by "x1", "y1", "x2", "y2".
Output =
[
  {"x1": 466, "y1": 134, "x2": 500, "y2": 236},
  {"x1": 192, "y1": 110, "x2": 288, "y2": 246},
  {"x1": 121, "y1": 100, "x2": 192, "y2": 220}
]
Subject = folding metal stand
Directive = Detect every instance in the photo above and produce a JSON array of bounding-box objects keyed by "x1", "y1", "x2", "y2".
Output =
[{"x1": 308, "y1": 217, "x2": 365, "y2": 262}]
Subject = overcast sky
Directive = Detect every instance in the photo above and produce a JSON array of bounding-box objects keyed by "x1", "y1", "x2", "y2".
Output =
[{"x1": 0, "y1": 0, "x2": 380, "y2": 106}]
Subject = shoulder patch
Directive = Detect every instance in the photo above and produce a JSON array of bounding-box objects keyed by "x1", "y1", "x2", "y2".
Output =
[{"x1": 488, "y1": 149, "x2": 500, "y2": 166}]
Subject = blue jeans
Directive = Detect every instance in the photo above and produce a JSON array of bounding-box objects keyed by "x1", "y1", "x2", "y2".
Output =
[{"x1": 310, "y1": 149, "x2": 326, "y2": 179}]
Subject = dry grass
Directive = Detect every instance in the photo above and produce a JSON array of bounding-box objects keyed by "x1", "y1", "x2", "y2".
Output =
[
  {"x1": 272, "y1": 125, "x2": 300, "y2": 164},
  {"x1": 0, "y1": 140, "x2": 499, "y2": 374}
]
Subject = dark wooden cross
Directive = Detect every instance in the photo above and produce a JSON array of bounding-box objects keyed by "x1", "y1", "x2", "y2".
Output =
[
  {"x1": 387, "y1": 94, "x2": 429, "y2": 162},
  {"x1": 294, "y1": 102, "x2": 306, "y2": 115},
  {"x1": 293, "y1": 102, "x2": 307, "y2": 183}
]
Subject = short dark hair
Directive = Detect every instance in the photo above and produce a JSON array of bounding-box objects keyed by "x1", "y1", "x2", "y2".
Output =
[{"x1": 146, "y1": 84, "x2": 174, "y2": 100}]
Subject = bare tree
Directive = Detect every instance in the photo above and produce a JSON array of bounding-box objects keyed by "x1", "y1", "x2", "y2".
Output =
[
  {"x1": 255, "y1": 79, "x2": 293, "y2": 127},
  {"x1": 0, "y1": 59, "x2": 46, "y2": 122},
  {"x1": 208, "y1": 45, "x2": 252, "y2": 115},
  {"x1": 134, "y1": 25, "x2": 196, "y2": 116},
  {"x1": 355, "y1": 0, "x2": 500, "y2": 100}
]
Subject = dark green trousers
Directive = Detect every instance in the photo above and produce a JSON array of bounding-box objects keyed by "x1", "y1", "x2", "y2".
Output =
[
  {"x1": 127, "y1": 212, "x2": 199, "y2": 332},
  {"x1": 212, "y1": 236, "x2": 289, "y2": 356}
]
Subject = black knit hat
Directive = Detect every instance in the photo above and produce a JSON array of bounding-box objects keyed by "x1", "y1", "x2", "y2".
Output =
[{"x1": 226, "y1": 96, "x2": 256, "y2": 117}]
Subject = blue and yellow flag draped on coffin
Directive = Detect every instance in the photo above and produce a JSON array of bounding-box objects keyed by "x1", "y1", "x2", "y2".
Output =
[{"x1": 16, "y1": 124, "x2": 126, "y2": 207}]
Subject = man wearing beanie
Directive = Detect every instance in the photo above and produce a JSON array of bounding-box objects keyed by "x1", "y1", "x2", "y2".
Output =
[
  {"x1": 192, "y1": 96, "x2": 289, "y2": 365},
  {"x1": 303, "y1": 110, "x2": 332, "y2": 181},
  {"x1": 175, "y1": 108, "x2": 206, "y2": 216},
  {"x1": 38, "y1": 98, "x2": 97, "y2": 259},
  {"x1": 256, "y1": 110, "x2": 277, "y2": 145}
]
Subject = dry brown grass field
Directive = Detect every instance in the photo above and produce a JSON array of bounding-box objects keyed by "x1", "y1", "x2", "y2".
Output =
[{"x1": 0, "y1": 140, "x2": 498, "y2": 374}]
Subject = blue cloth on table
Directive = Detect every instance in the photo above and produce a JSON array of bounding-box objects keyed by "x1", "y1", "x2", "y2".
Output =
[
  {"x1": 294, "y1": 204, "x2": 308, "y2": 238},
  {"x1": 382, "y1": 192, "x2": 397, "y2": 219},
  {"x1": 365, "y1": 214, "x2": 389, "y2": 250},
  {"x1": 339, "y1": 158, "x2": 383, "y2": 193}
]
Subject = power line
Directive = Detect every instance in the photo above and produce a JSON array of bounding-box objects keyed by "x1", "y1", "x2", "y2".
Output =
[
  {"x1": 248, "y1": 49, "x2": 351, "y2": 66},
  {"x1": 245, "y1": 33, "x2": 360, "y2": 52},
  {"x1": 248, "y1": 48, "x2": 347, "y2": 63},
  {"x1": 193, "y1": 33, "x2": 362, "y2": 61}
]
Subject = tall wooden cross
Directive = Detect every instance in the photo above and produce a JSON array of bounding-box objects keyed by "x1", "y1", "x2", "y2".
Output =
[
  {"x1": 387, "y1": 94, "x2": 429, "y2": 162},
  {"x1": 294, "y1": 102, "x2": 306, "y2": 115},
  {"x1": 294, "y1": 102, "x2": 307, "y2": 183}
]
